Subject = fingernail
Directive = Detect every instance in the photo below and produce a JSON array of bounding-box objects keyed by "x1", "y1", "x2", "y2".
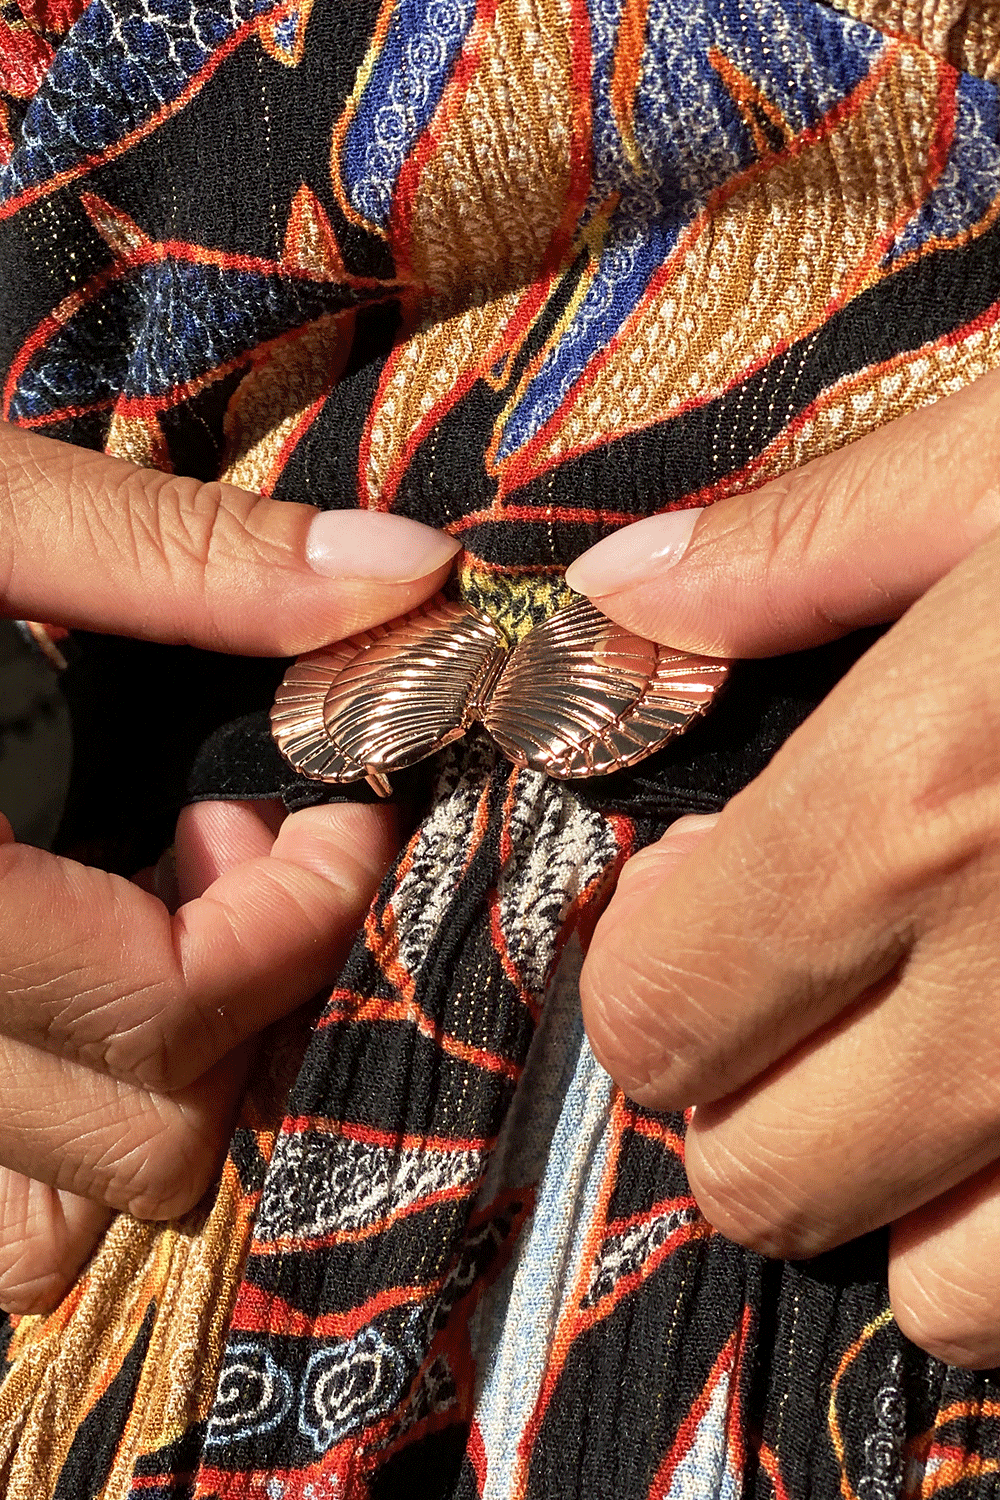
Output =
[
  {"x1": 306, "y1": 510, "x2": 460, "y2": 582},
  {"x1": 565, "y1": 509, "x2": 703, "y2": 596}
]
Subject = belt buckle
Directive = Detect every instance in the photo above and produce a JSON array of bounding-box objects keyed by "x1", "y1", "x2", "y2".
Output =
[{"x1": 270, "y1": 594, "x2": 729, "y2": 797}]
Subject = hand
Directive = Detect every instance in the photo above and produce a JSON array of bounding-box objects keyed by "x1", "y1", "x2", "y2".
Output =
[
  {"x1": 0, "y1": 421, "x2": 458, "y2": 1314},
  {"x1": 566, "y1": 367, "x2": 1000, "y2": 1368}
]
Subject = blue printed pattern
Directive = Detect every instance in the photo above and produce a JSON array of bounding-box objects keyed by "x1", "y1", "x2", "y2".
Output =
[
  {"x1": 891, "y1": 72, "x2": 1000, "y2": 260},
  {"x1": 0, "y1": 0, "x2": 276, "y2": 203},
  {"x1": 7, "y1": 256, "x2": 358, "y2": 422},
  {"x1": 339, "y1": 0, "x2": 478, "y2": 227},
  {"x1": 496, "y1": 0, "x2": 885, "y2": 462}
]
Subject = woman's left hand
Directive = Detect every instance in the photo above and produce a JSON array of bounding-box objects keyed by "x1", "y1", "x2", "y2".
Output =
[{"x1": 567, "y1": 366, "x2": 1000, "y2": 1369}]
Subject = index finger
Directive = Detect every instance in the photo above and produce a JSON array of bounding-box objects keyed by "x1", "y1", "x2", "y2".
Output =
[{"x1": 0, "y1": 423, "x2": 459, "y2": 655}]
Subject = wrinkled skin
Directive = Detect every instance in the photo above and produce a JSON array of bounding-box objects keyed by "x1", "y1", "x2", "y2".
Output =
[
  {"x1": 0, "y1": 422, "x2": 457, "y2": 1313},
  {"x1": 569, "y1": 366, "x2": 1000, "y2": 1369}
]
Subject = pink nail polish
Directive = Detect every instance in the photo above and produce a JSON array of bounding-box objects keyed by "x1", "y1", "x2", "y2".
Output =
[
  {"x1": 306, "y1": 510, "x2": 459, "y2": 583},
  {"x1": 565, "y1": 509, "x2": 703, "y2": 597}
]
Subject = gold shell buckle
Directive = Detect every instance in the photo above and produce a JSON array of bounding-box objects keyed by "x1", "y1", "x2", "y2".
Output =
[{"x1": 270, "y1": 595, "x2": 729, "y2": 797}]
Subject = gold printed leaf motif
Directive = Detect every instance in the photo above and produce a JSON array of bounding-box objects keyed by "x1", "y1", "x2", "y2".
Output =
[{"x1": 271, "y1": 595, "x2": 729, "y2": 794}]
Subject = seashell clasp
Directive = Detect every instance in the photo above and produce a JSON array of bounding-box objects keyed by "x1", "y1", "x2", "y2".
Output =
[{"x1": 270, "y1": 594, "x2": 729, "y2": 796}]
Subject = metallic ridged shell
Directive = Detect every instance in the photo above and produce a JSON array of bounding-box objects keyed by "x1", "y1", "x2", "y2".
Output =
[
  {"x1": 270, "y1": 596, "x2": 506, "y2": 786},
  {"x1": 271, "y1": 594, "x2": 728, "y2": 790},
  {"x1": 269, "y1": 640, "x2": 368, "y2": 783},
  {"x1": 481, "y1": 598, "x2": 729, "y2": 778}
]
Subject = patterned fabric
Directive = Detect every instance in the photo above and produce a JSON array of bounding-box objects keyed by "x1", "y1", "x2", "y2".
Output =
[{"x1": 3, "y1": 0, "x2": 1000, "y2": 1494}]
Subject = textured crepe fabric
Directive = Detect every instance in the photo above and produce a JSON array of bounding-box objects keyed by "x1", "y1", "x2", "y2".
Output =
[{"x1": 2, "y1": 0, "x2": 1000, "y2": 1493}]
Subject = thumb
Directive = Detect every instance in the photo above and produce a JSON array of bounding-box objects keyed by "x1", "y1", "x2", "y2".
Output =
[
  {"x1": 0, "y1": 423, "x2": 459, "y2": 655},
  {"x1": 565, "y1": 368, "x2": 1000, "y2": 657}
]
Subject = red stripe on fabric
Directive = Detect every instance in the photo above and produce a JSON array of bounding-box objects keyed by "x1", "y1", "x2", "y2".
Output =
[
  {"x1": 645, "y1": 1317, "x2": 745, "y2": 1499},
  {"x1": 926, "y1": 66, "x2": 959, "y2": 216},
  {"x1": 608, "y1": 0, "x2": 649, "y2": 166},
  {"x1": 466, "y1": 1421, "x2": 488, "y2": 1494},
  {"x1": 9, "y1": 228, "x2": 395, "y2": 300},
  {"x1": 623, "y1": 1109, "x2": 687, "y2": 1159},
  {"x1": 488, "y1": 888, "x2": 540, "y2": 1022},
  {"x1": 229, "y1": 1280, "x2": 445, "y2": 1340},
  {"x1": 316, "y1": 995, "x2": 521, "y2": 1080},
  {"x1": 17, "y1": 0, "x2": 87, "y2": 33},
  {"x1": 278, "y1": 1116, "x2": 494, "y2": 1152},
  {"x1": 756, "y1": 1442, "x2": 794, "y2": 1500},
  {"x1": 3, "y1": 255, "x2": 120, "y2": 415},
  {"x1": 580, "y1": 1218, "x2": 712, "y2": 1329},
  {"x1": 605, "y1": 1193, "x2": 700, "y2": 1237},
  {"x1": 448, "y1": 503, "x2": 639, "y2": 533},
  {"x1": 256, "y1": 388, "x2": 328, "y2": 496},
  {"x1": 130, "y1": 1474, "x2": 195, "y2": 1489}
]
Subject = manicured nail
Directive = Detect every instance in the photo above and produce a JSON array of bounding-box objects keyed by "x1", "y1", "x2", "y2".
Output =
[
  {"x1": 306, "y1": 510, "x2": 460, "y2": 582},
  {"x1": 565, "y1": 509, "x2": 703, "y2": 596}
]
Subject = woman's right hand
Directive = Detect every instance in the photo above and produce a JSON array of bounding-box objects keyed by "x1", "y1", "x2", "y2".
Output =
[{"x1": 0, "y1": 421, "x2": 459, "y2": 1315}]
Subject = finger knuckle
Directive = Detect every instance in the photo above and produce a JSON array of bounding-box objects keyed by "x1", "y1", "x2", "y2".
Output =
[
  {"x1": 137, "y1": 472, "x2": 223, "y2": 573},
  {"x1": 0, "y1": 1262, "x2": 73, "y2": 1316},
  {"x1": 686, "y1": 1134, "x2": 775, "y2": 1252},
  {"x1": 161, "y1": 480, "x2": 278, "y2": 575},
  {"x1": 41, "y1": 973, "x2": 209, "y2": 1095},
  {"x1": 873, "y1": 791, "x2": 1000, "y2": 922},
  {"x1": 118, "y1": 474, "x2": 274, "y2": 643},
  {"x1": 42, "y1": 457, "x2": 166, "y2": 584},
  {"x1": 686, "y1": 1128, "x2": 830, "y2": 1261},
  {"x1": 580, "y1": 939, "x2": 705, "y2": 1105},
  {"x1": 584, "y1": 933, "x2": 771, "y2": 1112},
  {"x1": 100, "y1": 1008, "x2": 212, "y2": 1096},
  {"x1": 0, "y1": 840, "x2": 40, "y2": 888},
  {"x1": 272, "y1": 803, "x2": 395, "y2": 896},
  {"x1": 111, "y1": 1103, "x2": 227, "y2": 1221},
  {"x1": 0, "y1": 1188, "x2": 82, "y2": 1316},
  {"x1": 749, "y1": 461, "x2": 850, "y2": 576},
  {"x1": 0, "y1": 482, "x2": 24, "y2": 602},
  {"x1": 857, "y1": 672, "x2": 1000, "y2": 878},
  {"x1": 891, "y1": 1260, "x2": 1000, "y2": 1369}
]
